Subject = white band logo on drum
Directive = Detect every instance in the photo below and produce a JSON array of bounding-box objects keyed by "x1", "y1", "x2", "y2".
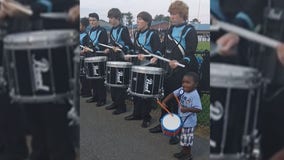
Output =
[
  {"x1": 92, "y1": 64, "x2": 99, "y2": 76},
  {"x1": 144, "y1": 77, "x2": 153, "y2": 93},
  {"x1": 32, "y1": 55, "x2": 50, "y2": 92},
  {"x1": 116, "y1": 70, "x2": 123, "y2": 84},
  {"x1": 210, "y1": 101, "x2": 224, "y2": 121}
]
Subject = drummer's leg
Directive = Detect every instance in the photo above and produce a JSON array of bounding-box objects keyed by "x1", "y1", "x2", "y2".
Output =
[
  {"x1": 95, "y1": 78, "x2": 106, "y2": 106},
  {"x1": 141, "y1": 98, "x2": 152, "y2": 128}
]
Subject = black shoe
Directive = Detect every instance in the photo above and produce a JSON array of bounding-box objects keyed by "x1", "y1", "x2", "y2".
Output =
[
  {"x1": 86, "y1": 97, "x2": 97, "y2": 103},
  {"x1": 124, "y1": 115, "x2": 142, "y2": 120},
  {"x1": 96, "y1": 101, "x2": 106, "y2": 107},
  {"x1": 112, "y1": 110, "x2": 126, "y2": 115},
  {"x1": 173, "y1": 151, "x2": 185, "y2": 158},
  {"x1": 169, "y1": 136, "x2": 179, "y2": 145},
  {"x1": 149, "y1": 124, "x2": 162, "y2": 133},
  {"x1": 179, "y1": 154, "x2": 192, "y2": 160},
  {"x1": 141, "y1": 118, "x2": 151, "y2": 128},
  {"x1": 105, "y1": 104, "x2": 116, "y2": 110}
]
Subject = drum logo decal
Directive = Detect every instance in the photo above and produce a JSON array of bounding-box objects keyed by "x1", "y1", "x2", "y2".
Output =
[
  {"x1": 32, "y1": 55, "x2": 50, "y2": 92},
  {"x1": 116, "y1": 70, "x2": 123, "y2": 84},
  {"x1": 92, "y1": 64, "x2": 99, "y2": 76},
  {"x1": 144, "y1": 77, "x2": 153, "y2": 93},
  {"x1": 210, "y1": 101, "x2": 224, "y2": 121}
]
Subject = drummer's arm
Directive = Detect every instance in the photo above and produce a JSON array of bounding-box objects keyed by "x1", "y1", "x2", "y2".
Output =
[
  {"x1": 150, "y1": 33, "x2": 162, "y2": 64},
  {"x1": 162, "y1": 93, "x2": 174, "y2": 107},
  {"x1": 97, "y1": 29, "x2": 108, "y2": 52},
  {"x1": 180, "y1": 106, "x2": 201, "y2": 113},
  {"x1": 183, "y1": 28, "x2": 198, "y2": 67}
]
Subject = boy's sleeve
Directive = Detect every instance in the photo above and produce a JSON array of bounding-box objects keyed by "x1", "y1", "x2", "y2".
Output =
[
  {"x1": 192, "y1": 91, "x2": 202, "y2": 110},
  {"x1": 173, "y1": 87, "x2": 183, "y2": 97}
]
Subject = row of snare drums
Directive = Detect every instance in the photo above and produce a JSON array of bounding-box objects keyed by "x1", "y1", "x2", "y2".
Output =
[{"x1": 80, "y1": 55, "x2": 165, "y2": 98}]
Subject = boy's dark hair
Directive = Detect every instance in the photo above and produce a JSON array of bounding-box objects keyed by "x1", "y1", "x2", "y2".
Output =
[
  {"x1": 89, "y1": 12, "x2": 99, "y2": 20},
  {"x1": 184, "y1": 72, "x2": 199, "y2": 83},
  {"x1": 108, "y1": 8, "x2": 122, "y2": 20},
  {"x1": 80, "y1": 17, "x2": 89, "y2": 27},
  {"x1": 137, "y1": 11, "x2": 152, "y2": 27}
]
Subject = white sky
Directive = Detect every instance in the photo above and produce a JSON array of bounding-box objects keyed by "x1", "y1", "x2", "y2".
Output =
[{"x1": 80, "y1": 0, "x2": 210, "y2": 24}]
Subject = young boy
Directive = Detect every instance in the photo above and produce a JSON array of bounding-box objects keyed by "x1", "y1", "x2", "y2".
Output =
[{"x1": 162, "y1": 72, "x2": 202, "y2": 160}]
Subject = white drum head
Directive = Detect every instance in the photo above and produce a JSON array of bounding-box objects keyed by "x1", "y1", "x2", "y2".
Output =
[{"x1": 162, "y1": 114, "x2": 181, "y2": 130}]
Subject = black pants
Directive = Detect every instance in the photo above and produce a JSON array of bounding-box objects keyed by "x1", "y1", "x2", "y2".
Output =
[
  {"x1": 259, "y1": 86, "x2": 284, "y2": 159},
  {"x1": 133, "y1": 97, "x2": 152, "y2": 121},
  {"x1": 80, "y1": 76, "x2": 91, "y2": 95},
  {"x1": 110, "y1": 87, "x2": 126, "y2": 112},
  {"x1": 0, "y1": 94, "x2": 28, "y2": 160},
  {"x1": 90, "y1": 78, "x2": 106, "y2": 103},
  {"x1": 24, "y1": 103, "x2": 75, "y2": 160}
]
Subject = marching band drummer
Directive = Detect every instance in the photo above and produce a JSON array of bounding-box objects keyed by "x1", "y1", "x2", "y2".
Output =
[
  {"x1": 124, "y1": 11, "x2": 162, "y2": 128},
  {"x1": 149, "y1": 0, "x2": 199, "y2": 145},
  {"x1": 80, "y1": 17, "x2": 92, "y2": 97},
  {"x1": 85, "y1": 12, "x2": 108, "y2": 107},
  {"x1": 104, "y1": 8, "x2": 134, "y2": 115}
]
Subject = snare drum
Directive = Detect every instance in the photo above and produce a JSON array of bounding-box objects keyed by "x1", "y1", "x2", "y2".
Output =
[
  {"x1": 105, "y1": 61, "x2": 132, "y2": 88},
  {"x1": 84, "y1": 56, "x2": 107, "y2": 79},
  {"x1": 129, "y1": 66, "x2": 164, "y2": 98},
  {"x1": 161, "y1": 113, "x2": 182, "y2": 137},
  {"x1": 210, "y1": 63, "x2": 262, "y2": 159},
  {"x1": 3, "y1": 30, "x2": 78, "y2": 103}
]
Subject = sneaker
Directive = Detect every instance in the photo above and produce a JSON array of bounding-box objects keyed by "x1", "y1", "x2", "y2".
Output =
[
  {"x1": 96, "y1": 101, "x2": 106, "y2": 107},
  {"x1": 169, "y1": 136, "x2": 179, "y2": 145},
  {"x1": 173, "y1": 151, "x2": 185, "y2": 159},
  {"x1": 179, "y1": 154, "x2": 192, "y2": 160},
  {"x1": 149, "y1": 124, "x2": 162, "y2": 133},
  {"x1": 86, "y1": 97, "x2": 97, "y2": 103},
  {"x1": 141, "y1": 120, "x2": 150, "y2": 128}
]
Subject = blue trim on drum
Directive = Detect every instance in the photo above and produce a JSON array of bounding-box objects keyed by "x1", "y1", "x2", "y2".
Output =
[{"x1": 161, "y1": 113, "x2": 182, "y2": 137}]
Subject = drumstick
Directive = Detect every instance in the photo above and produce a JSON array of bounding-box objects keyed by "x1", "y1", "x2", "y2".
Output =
[
  {"x1": 124, "y1": 55, "x2": 152, "y2": 58},
  {"x1": 146, "y1": 52, "x2": 185, "y2": 68},
  {"x1": 212, "y1": 18, "x2": 281, "y2": 48},
  {"x1": 156, "y1": 100, "x2": 173, "y2": 117},
  {"x1": 0, "y1": 0, "x2": 33, "y2": 16},
  {"x1": 80, "y1": 45, "x2": 94, "y2": 52},
  {"x1": 98, "y1": 43, "x2": 122, "y2": 52}
]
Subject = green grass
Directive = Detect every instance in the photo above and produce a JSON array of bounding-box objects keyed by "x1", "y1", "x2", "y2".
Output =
[
  {"x1": 197, "y1": 41, "x2": 210, "y2": 50},
  {"x1": 198, "y1": 93, "x2": 210, "y2": 127}
]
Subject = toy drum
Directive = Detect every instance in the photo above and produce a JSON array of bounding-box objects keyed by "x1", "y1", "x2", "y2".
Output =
[{"x1": 161, "y1": 113, "x2": 182, "y2": 137}]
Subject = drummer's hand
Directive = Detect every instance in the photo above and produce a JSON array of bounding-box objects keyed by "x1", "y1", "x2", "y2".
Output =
[
  {"x1": 104, "y1": 48, "x2": 110, "y2": 54},
  {"x1": 1, "y1": 0, "x2": 28, "y2": 17},
  {"x1": 137, "y1": 54, "x2": 145, "y2": 61},
  {"x1": 150, "y1": 57, "x2": 158, "y2": 64},
  {"x1": 276, "y1": 43, "x2": 284, "y2": 66},
  {"x1": 67, "y1": 4, "x2": 79, "y2": 23},
  {"x1": 169, "y1": 60, "x2": 178, "y2": 69},
  {"x1": 83, "y1": 48, "x2": 89, "y2": 53},
  {"x1": 124, "y1": 55, "x2": 131, "y2": 61},
  {"x1": 0, "y1": 3, "x2": 7, "y2": 19},
  {"x1": 217, "y1": 33, "x2": 239, "y2": 56},
  {"x1": 112, "y1": 46, "x2": 120, "y2": 53}
]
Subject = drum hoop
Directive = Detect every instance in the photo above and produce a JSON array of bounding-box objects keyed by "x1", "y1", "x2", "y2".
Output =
[
  {"x1": 10, "y1": 93, "x2": 70, "y2": 103},
  {"x1": 106, "y1": 61, "x2": 132, "y2": 68},
  {"x1": 161, "y1": 113, "x2": 182, "y2": 131},
  {"x1": 129, "y1": 91, "x2": 160, "y2": 98},
  {"x1": 3, "y1": 29, "x2": 78, "y2": 50},
  {"x1": 84, "y1": 56, "x2": 107, "y2": 63},
  {"x1": 131, "y1": 66, "x2": 164, "y2": 75},
  {"x1": 105, "y1": 82, "x2": 128, "y2": 88}
]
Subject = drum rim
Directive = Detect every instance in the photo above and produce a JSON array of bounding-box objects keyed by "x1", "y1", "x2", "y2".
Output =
[
  {"x1": 84, "y1": 56, "x2": 107, "y2": 62},
  {"x1": 106, "y1": 61, "x2": 132, "y2": 67},
  {"x1": 3, "y1": 29, "x2": 78, "y2": 50},
  {"x1": 161, "y1": 113, "x2": 182, "y2": 131},
  {"x1": 129, "y1": 91, "x2": 161, "y2": 98},
  {"x1": 131, "y1": 66, "x2": 164, "y2": 74}
]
